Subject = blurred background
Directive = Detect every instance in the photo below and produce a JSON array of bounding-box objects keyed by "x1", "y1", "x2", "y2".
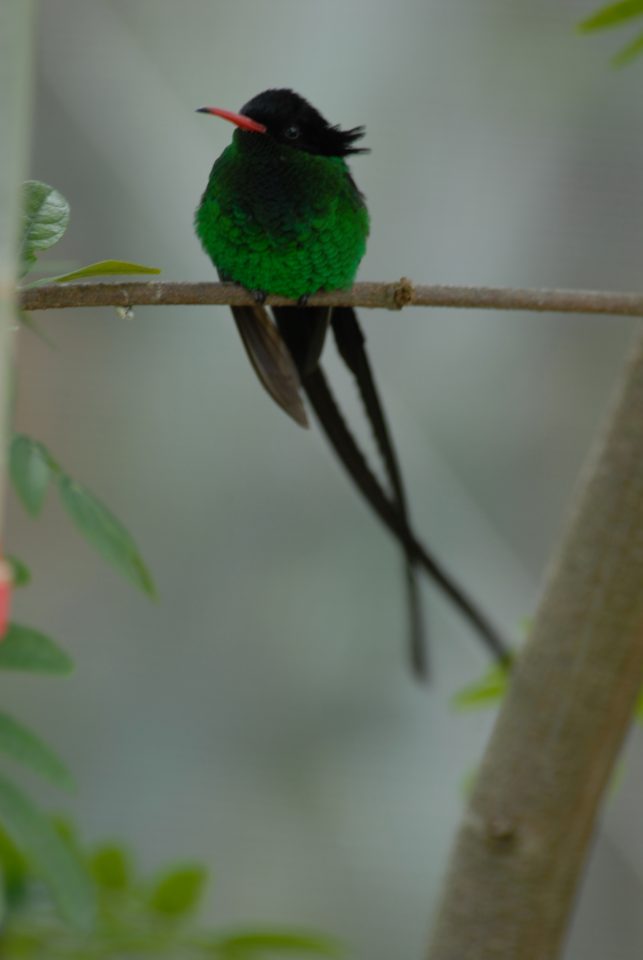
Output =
[{"x1": 7, "y1": 1, "x2": 643, "y2": 957}]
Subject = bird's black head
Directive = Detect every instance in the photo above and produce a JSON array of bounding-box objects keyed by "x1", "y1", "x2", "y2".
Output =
[
  {"x1": 198, "y1": 88, "x2": 368, "y2": 158},
  {"x1": 240, "y1": 89, "x2": 368, "y2": 157}
]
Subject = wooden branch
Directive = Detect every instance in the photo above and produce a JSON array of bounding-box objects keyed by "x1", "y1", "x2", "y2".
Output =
[
  {"x1": 18, "y1": 279, "x2": 643, "y2": 317},
  {"x1": 427, "y1": 327, "x2": 643, "y2": 959}
]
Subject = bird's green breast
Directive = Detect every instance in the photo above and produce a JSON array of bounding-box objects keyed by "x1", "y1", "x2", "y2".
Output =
[{"x1": 195, "y1": 132, "x2": 369, "y2": 299}]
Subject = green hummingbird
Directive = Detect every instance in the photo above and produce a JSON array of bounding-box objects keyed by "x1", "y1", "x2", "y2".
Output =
[{"x1": 195, "y1": 89, "x2": 509, "y2": 677}]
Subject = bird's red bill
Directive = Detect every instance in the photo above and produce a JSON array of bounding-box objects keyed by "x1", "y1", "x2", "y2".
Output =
[{"x1": 197, "y1": 107, "x2": 267, "y2": 134}]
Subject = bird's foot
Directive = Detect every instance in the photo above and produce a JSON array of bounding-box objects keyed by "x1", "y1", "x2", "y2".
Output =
[
  {"x1": 297, "y1": 294, "x2": 310, "y2": 307},
  {"x1": 252, "y1": 289, "x2": 267, "y2": 304}
]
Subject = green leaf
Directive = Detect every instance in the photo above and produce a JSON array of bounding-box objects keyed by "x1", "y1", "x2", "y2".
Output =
[
  {"x1": 51, "y1": 816, "x2": 78, "y2": 848},
  {"x1": 0, "y1": 712, "x2": 74, "y2": 790},
  {"x1": 0, "y1": 772, "x2": 95, "y2": 930},
  {"x1": 148, "y1": 865, "x2": 206, "y2": 919},
  {"x1": 0, "y1": 624, "x2": 73, "y2": 675},
  {"x1": 10, "y1": 435, "x2": 52, "y2": 516},
  {"x1": 578, "y1": 0, "x2": 643, "y2": 32},
  {"x1": 20, "y1": 182, "x2": 70, "y2": 268},
  {"x1": 0, "y1": 827, "x2": 30, "y2": 909},
  {"x1": 20, "y1": 253, "x2": 37, "y2": 279},
  {"x1": 57, "y1": 475, "x2": 155, "y2": 597},
  {"x1": 16, "y1": 310, "x2": 57, "y2": 348},
  {"x1": 5, "y1": 556, "x2": 31, "y2": 588},
  {"x1": 451, "y1": 662, "x2": 511, "y2": 710},
  {"x1": 613, "y1": 29, "x2": 643, "y2": 61},
  {"x1": 90, "y1": 844, "x2": 131, "y2": 892},
  {"x1": 9, "y1": 437, "x2": 155, "y2": 596},
  {"x1": 51, "y1": 259, "x2": 161, "y2": 283},
  {"x1": 215, "y1": 930, "x2": 342, "y2": 959}
]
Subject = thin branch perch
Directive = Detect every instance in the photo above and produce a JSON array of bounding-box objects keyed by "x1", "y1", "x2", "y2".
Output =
[{"x1": 18, "y1": 279, "x2": 643, "y2": 317}]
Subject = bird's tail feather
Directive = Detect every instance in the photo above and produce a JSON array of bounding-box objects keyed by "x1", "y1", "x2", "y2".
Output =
[
  {"x1": 263, "y1": 303, "x2": 509, "y2": 669},
  {"x1": 330, "y1": 307, "x2": 426, "y2": 676},
  {"x1": 300, "y1": 363, "x2": 510, "y2": 665}
]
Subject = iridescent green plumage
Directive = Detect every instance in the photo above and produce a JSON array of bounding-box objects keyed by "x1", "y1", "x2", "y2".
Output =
[{"x1": 195, "y1": 130, "x2": 369, "y2": 299}]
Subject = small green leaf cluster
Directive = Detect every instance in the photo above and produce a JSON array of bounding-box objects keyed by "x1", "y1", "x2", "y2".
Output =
[
  {"x1": 0, "y1": 830, "x2": 340, "y2": 959},
  {"x1": 0, "y1": 180, "x2": 158, "y2": 930},
  {"x1": 20, "y1": 180, "x2": 160, "y2": 286},
  {"x1": 5, "y1": 431, "x2": 154, "y2": 924},
  {"x1": 0, "y1": 623, "x2": 93, "y2": 930},
  {"x1": 579, "y1": 1, "x2": 643, "y2": 65},
  {"x1": 5, "y1": 179, "x2": 340, "y2": 959}
]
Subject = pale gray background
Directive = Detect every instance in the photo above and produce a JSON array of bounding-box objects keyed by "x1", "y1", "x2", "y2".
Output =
[{"x1": 7, "y1": 2, "x2": 643, "y2": 957}]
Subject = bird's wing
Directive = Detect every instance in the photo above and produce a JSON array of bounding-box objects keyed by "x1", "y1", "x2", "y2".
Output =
[{"x1": 231, "y1": 305, "x2": 308, "y2": 428}]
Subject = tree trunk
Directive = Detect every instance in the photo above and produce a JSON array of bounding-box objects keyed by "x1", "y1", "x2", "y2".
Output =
[{"x1": 428, "y1": 328, "x2": 643, "y2": 958}]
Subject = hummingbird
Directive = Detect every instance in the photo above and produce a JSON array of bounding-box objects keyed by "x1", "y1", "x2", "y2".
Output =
[{"x1": 195, "y1": 88, "x2": 509, "y2": 677}]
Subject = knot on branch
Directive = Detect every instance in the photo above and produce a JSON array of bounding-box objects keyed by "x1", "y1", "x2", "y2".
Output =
[
  {"x1": 389, "y1": 277, "x2": 414, "y2": 310},
  {"x1": 465, "y1": 807, "x2": 520, "y2": 853},
  {"x1": 485, "y1": 815, "x2": 518, "y2": 849}
]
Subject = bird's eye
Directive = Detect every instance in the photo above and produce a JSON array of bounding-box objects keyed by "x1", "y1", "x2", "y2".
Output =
[{"x1": 284, "y1": 125, "x2": 300, "y2": 140}]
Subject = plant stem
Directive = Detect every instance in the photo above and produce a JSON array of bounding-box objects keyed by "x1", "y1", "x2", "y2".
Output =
[{"x1": 0, "y1": 1, "x2": 36, "y2": 533}]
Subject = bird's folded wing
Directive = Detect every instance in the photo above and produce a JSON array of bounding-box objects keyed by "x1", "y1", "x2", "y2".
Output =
[{"x1": 231, "y1": 305, "x2": 308, "y2": 428}]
